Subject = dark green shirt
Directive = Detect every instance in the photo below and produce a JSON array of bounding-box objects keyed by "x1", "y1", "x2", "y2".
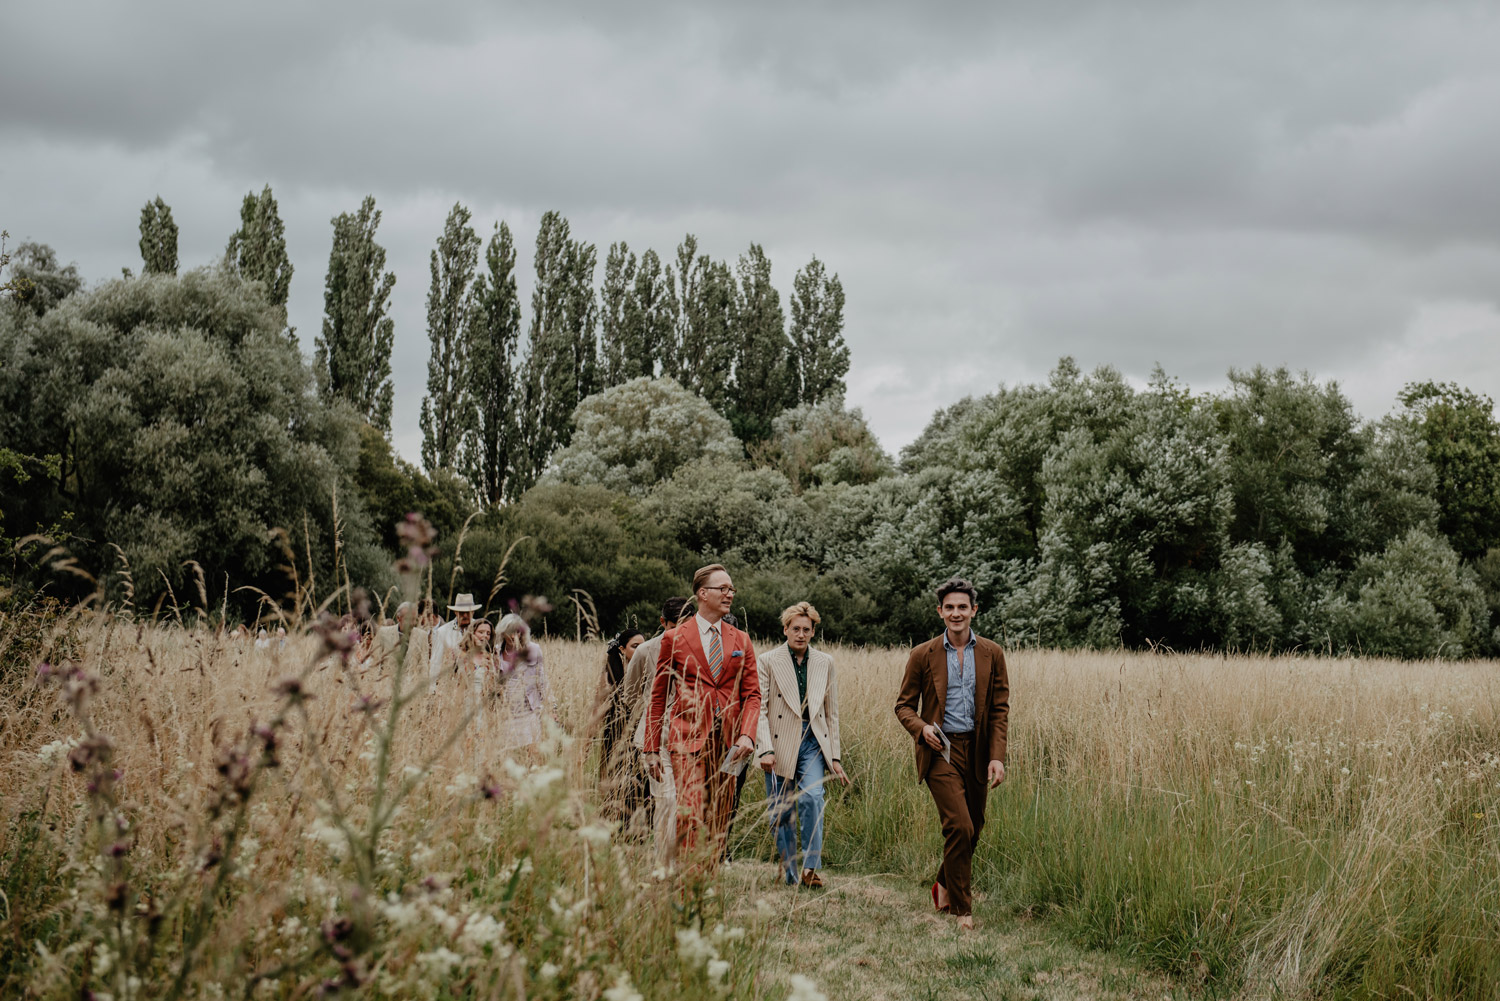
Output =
[{"x1": 791, "y1": 646, "x2": 810, "y2": 719}]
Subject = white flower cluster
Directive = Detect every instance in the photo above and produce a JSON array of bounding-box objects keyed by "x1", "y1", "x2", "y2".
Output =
[
  {"x1": 787, "y1": 973, "x2": 829, "y2": 1001},
  {"x1": 303, "y1": 818, "x2": 349, "y2": 859},
  {"x1": 602, "y1": 970, "x2": 643, "y2": 1001},
  {"x1": 576, "y1": 821, "x2": 615, "y2": 848},
  {"x1": 36, "y1": 736, "x2": 80, "y2": 766},
  {"x1": 503, "y1": 759, "x2": 565, "y2": 803},
  {"x1": 445, "y1": 772, "x2": 479, "y2": 796},
  {"x1": 675, "y1": 924, "x2": 743, "y2": 992}
]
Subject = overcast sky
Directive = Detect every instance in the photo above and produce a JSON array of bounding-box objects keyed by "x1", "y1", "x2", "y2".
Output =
[{"x1": 6, "y1": 1, "x2": 1500, "y2": 462}]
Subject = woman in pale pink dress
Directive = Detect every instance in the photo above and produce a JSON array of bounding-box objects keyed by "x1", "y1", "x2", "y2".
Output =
[{"x1": 495, "y1": 614, "x2": 555, "y2": 751}]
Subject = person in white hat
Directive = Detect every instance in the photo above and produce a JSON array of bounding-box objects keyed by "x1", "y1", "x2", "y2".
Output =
[{"x1": 429, "y1": 593, "x2": 482, "y2": 694}]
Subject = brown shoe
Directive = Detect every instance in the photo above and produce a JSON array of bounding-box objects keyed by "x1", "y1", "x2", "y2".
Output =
[{"x1": 800, "y1": 869, "x2": 824, "y2": 889}]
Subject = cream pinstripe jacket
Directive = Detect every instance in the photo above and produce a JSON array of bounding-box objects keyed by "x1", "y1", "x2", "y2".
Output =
[{"x1": 755, "y1": 643, "x2": 841, "y2": 780}]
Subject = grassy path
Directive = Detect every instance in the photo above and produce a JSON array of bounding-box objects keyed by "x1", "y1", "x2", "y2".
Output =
[{"x1": 720, "y1": 865, "x2": 1184, "y2": 1001}]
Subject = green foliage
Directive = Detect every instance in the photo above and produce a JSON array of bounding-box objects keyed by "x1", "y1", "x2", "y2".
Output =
[
  {"x1": 548, "y1": 377, "x2": 742, "y2": 496},
  {"x1": 315, "y1": 196, "x2": 396, "y2": 433},
  {"x1": 1399, "y1": 381, "x2": 1500, "y2": 561},
  {"x1": 752, "y1": 399, "x2": 892, "y2": 493},
  {"x1": 138, "y1": 195, "x2": 178, "y2": 275},
  {"x1": 6, "y1": 241, "x2": 82, "y2": 316},
  {"x1": 419, "y1": 203, "x2": 481, "y2": 472},
  {"x1": 601, "y1": 245, "x2": 678, "y2": 387},
  {"x1": 223, "y1": 185, "x2": 293, "y2": 315},
  {"x1": 786, "y1": 255, "x2": 848, "y2": 406},
  {"x1": 672, "y1": 234, "x2": 735, "y2": 412},
  {"x1": 0, "y1": 269, "x2": 388, "y2": 613},
  {"x1": 462, "y1": 222, "x2": 524, "y2": 505},
  {"x1": 519, "y1": 212, "x2": 598, "y2": 491},
  {"x1": 351, "y1": 421, "x2": 473, "y2": 557},
  {"x1": 726, "y1": 244, "x2": 790, "y2": 443}
]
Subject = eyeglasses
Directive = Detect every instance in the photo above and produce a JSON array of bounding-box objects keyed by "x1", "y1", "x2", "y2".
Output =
[{"x1": 701, "y1": 585, "x2": 736, "y2": 597}]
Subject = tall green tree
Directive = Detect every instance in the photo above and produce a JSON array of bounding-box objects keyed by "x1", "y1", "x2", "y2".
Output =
[
  {"x1": 519, "y1": 211, "x2": 597, "y2": 489},
  {"x1": 600, "y1": 241, "x2": 636, "y2": 387},
  {"x1": 1399, "y1": 381, "x2": 1500, "y2": 561},
  {"x1": 315, "y1": 196, "x2": 396, "y2": 433},
  {"x1": 787, "y1": 255, "x2": 848, "y2": 405},
  {"x1": 224, "y1": 185, "x2": 293, "y2": 315},
  {"x1": 672, "y1": 235, "x2": 735, "y2": 409},
  {"x1": 419, "y1": 203, "x2": 481, "y2": 472},
  {"x1": 462, "y1": 222, "x2": 523, "y2": 505},
  {"x1": 630, "y1": 248, "x2": 678, "y2": 380},
  {"x1": 138, "y1": 196, "x2": 179, "y2": 275},
  {"x1": 7, "y1": 242, "x2": 82, "y2": 316},
  {"x1": 727, "y1": 243, "x2": 789, "y2": 443}
]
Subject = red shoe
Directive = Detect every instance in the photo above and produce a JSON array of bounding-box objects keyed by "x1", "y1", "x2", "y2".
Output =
[{"x1": 931, "y1": 882, "x2": 949, "y2": 913}]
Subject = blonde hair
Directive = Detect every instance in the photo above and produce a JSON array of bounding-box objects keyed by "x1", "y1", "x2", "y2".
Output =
[
  {"x1": 779, "y1": 601, "x2": 821, "y2": 629},
  {"x1": 496, "y1": 613, "x2": 529, "y2": 651},
  {"x1": 692, "y1": 563, "x2": 728, "y2": 594}
]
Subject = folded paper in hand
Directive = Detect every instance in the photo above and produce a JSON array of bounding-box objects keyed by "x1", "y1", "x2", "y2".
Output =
[
  {"x1": 719, "y1": 745, "x2": 750, "y2": 776},
  {"x1": 934, "y1": 725, "x2": 952, "y2": 764}
]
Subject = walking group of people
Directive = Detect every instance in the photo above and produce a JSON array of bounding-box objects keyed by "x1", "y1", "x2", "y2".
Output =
[{"x1": 594, "y1": 565, "x2": 1010, "y2": 928}]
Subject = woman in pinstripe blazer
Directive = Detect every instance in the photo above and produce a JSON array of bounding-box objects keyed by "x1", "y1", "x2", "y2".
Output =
[{"x1": 756, "y1": 601, "x2": 850, "y2": 887}]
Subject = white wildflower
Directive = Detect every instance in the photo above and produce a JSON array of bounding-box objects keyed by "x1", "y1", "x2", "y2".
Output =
[
  {"x1": 501, "y1": 856, "x2": 534, "y2": 881},
  {"x1": 1340, "y1": 767, "x2": 1351, "y2": 776},
  {"x1": 37, "y1": 737, "x2": 80, "y2": 766},
  {"x1": 445, "y1": 772, "x2": 478, "y2": 796},
  {"x1": 676, "y1": 926, "x2": 719, "y2": 967},
  {"x1": 426, "y1": 904, "x2": 460, "y2": 935},
  {"x1": 577, "y1": 822, "x2": 614, "y2": 847},
  {"x1": 539, "y1": 962, "x2": 560, "y2": 980},
  {"x1": 602, "y1": 971, "x2": 643, "y2": 1001},
  {"x1": 278, "y1": 916, "x2": 303, "y2": 938},
  {"x1": 381, "y1": 894, "x2": 421, "y2": 928},
  {"x1": 403, "y1": 765, "x2": 426, "y2": 781},
  {"x1": 707, "y1": 958, "x2": 731, "y2": 987},
  {"x1": 417, "y1": 947, "x2": 466, "y2": 973},
  {"x1": 787, "y1": 973, "x2": 829, "y2": 1001},
  {"x1": 710, "y1": 923, "x2": 746, "y2": 944},
  {"x1": 304, "y1": 819, "x2": 348, "y2": 859},
  {"x1": 519, "y1": 766, "x2": 564, "y2": 803},
  {"x1": 460, "y1": 913, "x2": 506, "y2": 950},
  {"x1": 93, "y1": 942, "x2": 114, "y2": 977}
]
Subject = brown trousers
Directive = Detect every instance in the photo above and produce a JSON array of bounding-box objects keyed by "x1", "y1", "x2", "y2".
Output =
[
  {"x1": 925, "y1": 732, "x2": 988, "y2": 917},
  {"x1": 669, "y1": 719, "x2": 738, "y2": 869}
]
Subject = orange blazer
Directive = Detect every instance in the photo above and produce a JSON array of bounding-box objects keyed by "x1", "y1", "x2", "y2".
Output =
[
  {"x1": 894, "y1": 634, "x2": 1009, "y2": 781},
  {"x1": 643, "y1": 619, "x2": 761, "y2": 755}
]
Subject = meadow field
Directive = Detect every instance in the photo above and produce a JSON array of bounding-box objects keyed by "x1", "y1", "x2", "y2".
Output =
[{"x1": 2, "y1": 611, "x2": 1498, "y2": 999}]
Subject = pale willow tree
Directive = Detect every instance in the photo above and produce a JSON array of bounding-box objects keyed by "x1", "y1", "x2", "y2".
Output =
[
  {"x1": 224, "y1": 185, "x2": 294, "y2": 318},
  {"x1": 546, "y1": 376, "x2": 741, "y2": 496},
  {"x1": 462, "y1": 222, "x2": 523, "y2": 505},
  {"x1": 419, "y1": 203, "x2": 481, "y2": 472},
  {"x1": 315, "y1": 196, "x2": 396, "y2": 434},
  {"x1": 751, "y1": 399, "x2": 892, "y2": 493},
  {"x1": 138, "y1": 196, "x2": 179, "y2": 275}
]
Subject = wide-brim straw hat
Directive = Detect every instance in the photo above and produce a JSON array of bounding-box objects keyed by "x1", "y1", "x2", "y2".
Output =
[{"x1": 448, "y1": 593, "x2": 482, "y2": 612}]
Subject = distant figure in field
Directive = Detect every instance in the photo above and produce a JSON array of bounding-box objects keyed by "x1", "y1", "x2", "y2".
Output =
[
  {"x1": 595, "y1": 628, "x2": 646, "y2": 822},
  {"x1": 644, "y1": 565, "x2": 760, "y2": 871},
  {"x1": 254, "y1": 627, "x2": 271, "y2": 651},
  {"x1": 624, "y1": 597, "x2": 693, "y2": 863},
  {"x1": 495, "y1": 613, "x2": 554, "y2": 753},
  {"x1": 894, "y1": 577, "x2": 1009, "y2": 931},
  {"x1": 429, "y1": 593, "x2": 480, "y2": 694},
  {"x1": 757, "y1": 601, "x2": 849, "y2": 887}
]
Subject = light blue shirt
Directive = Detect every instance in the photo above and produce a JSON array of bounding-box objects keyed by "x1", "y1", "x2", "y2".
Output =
[{"x1": 942, "y1": 630, "x2": 977, "y2": 733}]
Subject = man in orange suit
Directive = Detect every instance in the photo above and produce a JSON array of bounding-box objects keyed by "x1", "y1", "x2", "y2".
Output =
[
  {"x1": 895, "y1": 577, "x2": 1009, "y2": 930},
  {"x1": 644, "y1": 564, "x2": 761, "y2": 869}
]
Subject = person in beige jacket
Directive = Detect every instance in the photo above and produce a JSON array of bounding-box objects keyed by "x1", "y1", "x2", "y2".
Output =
[{"x1": 756, "y1": 601, "x2": 849, "y2": 887}]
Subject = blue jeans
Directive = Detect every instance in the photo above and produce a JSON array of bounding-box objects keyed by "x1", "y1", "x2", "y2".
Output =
[{"x1": 764, "y1": 725, "x2": 827, "y2": 883}]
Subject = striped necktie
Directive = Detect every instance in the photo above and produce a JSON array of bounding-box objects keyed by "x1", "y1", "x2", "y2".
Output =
[{"x1": 706, "y1": 624, "x2": 723, "y2": 680}]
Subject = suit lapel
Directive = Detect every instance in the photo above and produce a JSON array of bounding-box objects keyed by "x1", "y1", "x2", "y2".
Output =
[
  {"x1": 806, "y1": 649, "x2": 829, "y2": 717},
  {"x1": 929, "y1": 639, "x2": 947, "y2": 719},
  {"x1": 680, "y1": 621, "x2": 709, "y2": 681},
  {"x1": 766, "y1": 644, "x2": 799, "y2": 712},
  {"x1": 974, "y1": 639, "x2": 990, "y2": 729}
]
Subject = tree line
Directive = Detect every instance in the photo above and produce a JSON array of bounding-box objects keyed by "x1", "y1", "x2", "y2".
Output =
[{"x1": 3, "y1": 193, "x2": 1499, "y2": 659}]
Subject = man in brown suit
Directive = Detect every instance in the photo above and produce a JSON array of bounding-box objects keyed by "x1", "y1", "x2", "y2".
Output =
[{"x1": 894, "y1": 577, "x2": 1009, "y2": 930}]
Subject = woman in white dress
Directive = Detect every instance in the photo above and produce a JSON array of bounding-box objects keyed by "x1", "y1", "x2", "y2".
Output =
[{"x1": 495, "y1": 613, "x2": 554, "y2": 752}]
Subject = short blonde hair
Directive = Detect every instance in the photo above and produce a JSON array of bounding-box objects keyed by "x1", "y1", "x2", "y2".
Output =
[
  {"x1": 693, "y1": 563, "x2": 729, "y2": 594},
  {"x1": 779, "y1": 601, "x2": 821, "y2": 629}
]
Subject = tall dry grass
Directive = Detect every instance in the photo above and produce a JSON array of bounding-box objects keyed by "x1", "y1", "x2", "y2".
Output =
[{"x1": 4, "y1": 608, "x2": 1498, "y2": 999}]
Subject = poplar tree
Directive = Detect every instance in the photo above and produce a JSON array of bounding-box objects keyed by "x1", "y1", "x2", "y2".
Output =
[
  {"x1": 315, "y1": 196, "x2": 396, "y2": 433},
  {"x1": 224, "y1": 185, "x2": 293, "y2": 312},
  {"x1": 518, "y1": 211, "x2": 598, "y2": 488},
  {"x1": 673, "y1": 234, "x2": 735, "y2": 411},
  {"x1": 463, "y1": 222, "x2": 523, "y2": 504},
  {"x1": 788, "y1": 255, "x2": 849, "y2": 405},
  {"x1": 727, "y1": 243, "x2": 789, "y2": 443},
  {"x1": 139, "y1": 196, "x2": 179, "y2": 275},
  {"x1": 629, "y1": 248, "x2": 678, "y2": 379},
  {"x1": 420, "y1": 203, "x2": 481, "y2": 471},
  {"x1": 600, "y1": 241, "x2": 636, "y2": 387}
]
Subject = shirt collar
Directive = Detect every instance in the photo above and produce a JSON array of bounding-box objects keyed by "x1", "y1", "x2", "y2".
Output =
[
  {"x1": 942, "y1": 630, "x2": 976, "y2": 652},
  {"x1": 695, "y1": 613, "x2": 722, "y2": 639},
  {"x1": 788, "y1": 644, "x2": 811, "y2": 666}
]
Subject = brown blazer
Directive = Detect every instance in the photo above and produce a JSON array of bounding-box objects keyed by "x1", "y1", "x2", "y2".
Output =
[
  {"x1": 644, "y1": 618, "x2": 761, "y2": 755},
  {"x1": 894, "y1": 633, "x2": 1009, "y2": 781}
]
